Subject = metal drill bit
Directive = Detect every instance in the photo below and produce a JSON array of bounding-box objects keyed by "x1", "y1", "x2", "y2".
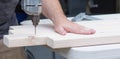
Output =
[{"x1": 32, "y1": 15, "x2": 40, "y2": 35}]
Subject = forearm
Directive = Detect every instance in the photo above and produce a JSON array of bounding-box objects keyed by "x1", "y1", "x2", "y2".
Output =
[
  {"x1": 41, "y1": 0, "x2": 96, "y2": 35},
  {"x1": 42, "y1": 0, "x2": 68, "y2": 24}
]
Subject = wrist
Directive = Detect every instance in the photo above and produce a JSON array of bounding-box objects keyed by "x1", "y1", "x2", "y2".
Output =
[
  {"x1": 51, "y1": 16, "x2": 68, "y2": 25},
  {"x1": 52, "y1": 18, "x2": 69, "y2": 25}
]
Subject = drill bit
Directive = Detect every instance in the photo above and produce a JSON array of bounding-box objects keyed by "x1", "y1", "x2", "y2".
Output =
[{"x1": 32, "y1": 15, "x2": 40, "y2": 35}]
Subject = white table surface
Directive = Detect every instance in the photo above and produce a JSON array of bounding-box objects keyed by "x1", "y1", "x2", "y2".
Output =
[{"x1": 21, "y1": 13, "x2": 120, "y2": 59}]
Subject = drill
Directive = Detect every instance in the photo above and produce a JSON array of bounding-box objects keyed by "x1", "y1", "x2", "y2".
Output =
[{"x1": 21, "y1": 0, "x2": 42, "y2": 35}]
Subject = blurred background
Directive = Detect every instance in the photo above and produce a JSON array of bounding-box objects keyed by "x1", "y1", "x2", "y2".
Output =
[{"x1": 16, "y1": 0, "x2": 118, "y2": 24}]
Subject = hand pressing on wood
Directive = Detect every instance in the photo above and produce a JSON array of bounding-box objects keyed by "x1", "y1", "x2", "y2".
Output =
[
  {"x1": 53, "y1": 19, "x2": 96, "y2": 35},
  {"x1": 42, "y1": 0, "x2": 96, "y2": 35}
]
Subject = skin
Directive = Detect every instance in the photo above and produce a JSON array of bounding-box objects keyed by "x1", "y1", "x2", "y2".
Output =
[{"x1": 42, "y1": 0, "x2": 96, "y2": 35}]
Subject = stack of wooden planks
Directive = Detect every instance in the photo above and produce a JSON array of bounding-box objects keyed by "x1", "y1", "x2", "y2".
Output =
[{"x1": 3, "y1": 19, "x2": 120, "y2": 49}]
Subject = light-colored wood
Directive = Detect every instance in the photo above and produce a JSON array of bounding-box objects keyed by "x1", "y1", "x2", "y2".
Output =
[
  {"x1": 4, "y1": 35, "x2": 47, "y2": 47},
  {"x1": 3, "y1": 20, "x2": 120, "y2": 49}
]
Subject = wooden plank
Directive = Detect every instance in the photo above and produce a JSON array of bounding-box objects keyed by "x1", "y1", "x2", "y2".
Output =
[
  {"x1": 48, "y1": 32, "x2": 120, "y2": 48},
  {"x1": 3, "y1": 20, "x2": 120, "y2": 49},
  {"x1": 4, "y1": 35, "x2": 47, "y2": 47}
]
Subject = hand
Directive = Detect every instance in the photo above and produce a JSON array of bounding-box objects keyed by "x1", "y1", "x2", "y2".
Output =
[
  {"x1": 54, "y1": 20, "x2": 96, "y2": 35},
  {"x1": 41, "y1": 0, "x2": 95, "y2": 35}
]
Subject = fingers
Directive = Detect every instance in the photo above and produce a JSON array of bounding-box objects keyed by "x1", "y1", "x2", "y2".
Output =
[
  {"x1": 54, "y1": 22, "x2": 96, "y2": 35},
  {"x1": 66, "y1": 24, "x2": 96, "y2": 35},
  {"x1": 55, "y1": 27, "x2": 96, "y2": 35},
  {"x1": 54, "y1": 26, "x2": 67, "y2": 35},
  {"x1": 77, "y1": 28, "x2": 96, "y2": 35}
]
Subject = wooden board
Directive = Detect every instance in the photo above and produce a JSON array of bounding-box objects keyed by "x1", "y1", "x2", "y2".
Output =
[{"x1": 3, "y1": 20, "x2": 120, "y2": 49}]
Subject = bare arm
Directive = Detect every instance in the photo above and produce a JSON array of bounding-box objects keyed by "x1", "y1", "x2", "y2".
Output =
[
  {"x1": 42, "y1": 0, "x2": 67, "y2": 24},
  {"x1": 41, "y1": 0, "x2": 96, "y2": 35}
]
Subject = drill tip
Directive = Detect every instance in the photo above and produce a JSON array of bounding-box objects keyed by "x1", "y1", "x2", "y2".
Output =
[
  {"x1": 35, "y1": 26, "x2": 37, "y2": 35},
  {"x1": 32, "y1": 15, "x2": 40, "y2": 35}
]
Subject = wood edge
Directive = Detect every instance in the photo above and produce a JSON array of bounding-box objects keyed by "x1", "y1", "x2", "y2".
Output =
[{"x1": 48, "y1": 35, "x2": 120, "y2": 49}]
